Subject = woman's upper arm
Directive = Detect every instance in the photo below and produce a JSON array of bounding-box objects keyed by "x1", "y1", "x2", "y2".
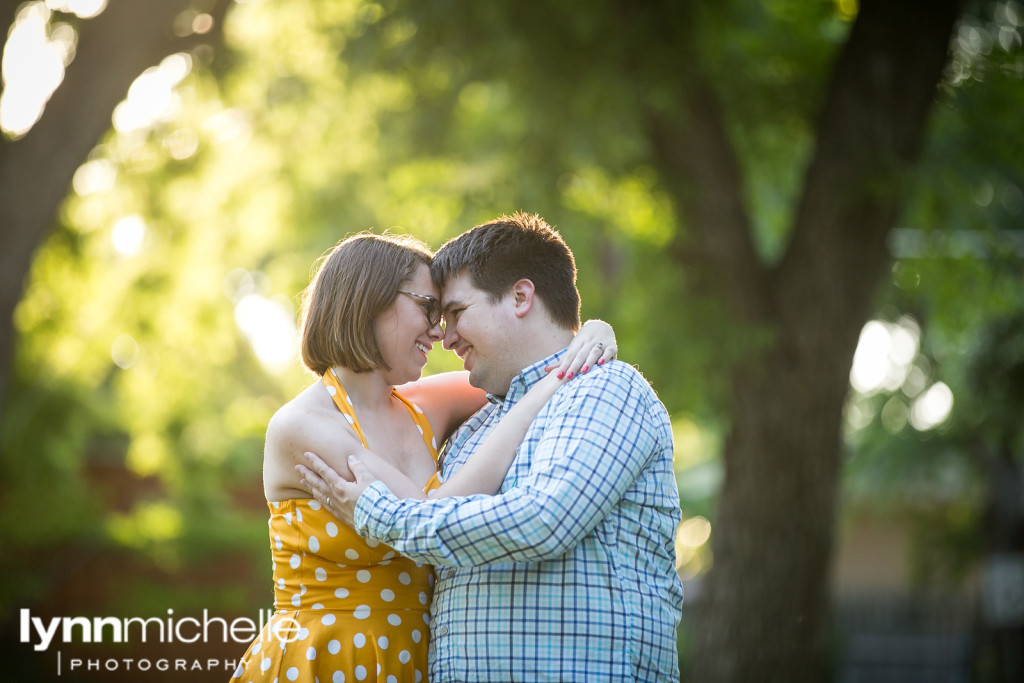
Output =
[{"x1": 397, "y1": 371, "x2": 487, "y2": 442}]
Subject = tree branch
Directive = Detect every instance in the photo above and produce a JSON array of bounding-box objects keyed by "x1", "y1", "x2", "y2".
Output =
[
  {"x1": 645, "y1": 58, "x2": 769, "y2": 324},
  {"x1": 0, "y1": 0, "x2": 232, "y2": 408},
  {"x1": 0, "y1": 0, "x2": 21, "y2": 60},
  {"x1": 775, "y1": 0, "x2": 962, "y2": 336}
]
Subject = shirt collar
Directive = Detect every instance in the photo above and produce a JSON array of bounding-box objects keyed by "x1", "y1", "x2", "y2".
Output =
[{"x1": 487, "y1": 349, "x2": 567, "y2": 408}]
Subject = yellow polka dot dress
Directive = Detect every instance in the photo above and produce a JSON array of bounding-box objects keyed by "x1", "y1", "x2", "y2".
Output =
[{"x1": 233, "y1": 372, "x2": 440, "y2": 682}]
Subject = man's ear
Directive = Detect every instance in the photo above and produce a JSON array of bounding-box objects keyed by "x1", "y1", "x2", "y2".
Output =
[{"x1": 510, "y1": 279, "x2": 535, "y2": 318}]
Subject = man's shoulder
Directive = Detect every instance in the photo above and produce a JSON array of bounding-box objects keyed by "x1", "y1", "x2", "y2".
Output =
[
  {"x1": 568, "y1": 359, "x2": 660, "y2": 400},
  {"x1": 553, "y1": 360, "x2": 669, "y2": 422}
]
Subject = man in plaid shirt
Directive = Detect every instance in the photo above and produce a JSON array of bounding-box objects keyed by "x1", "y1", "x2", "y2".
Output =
[{"x1": 307, "y1": 213, "x2": 683, "y2": 681}]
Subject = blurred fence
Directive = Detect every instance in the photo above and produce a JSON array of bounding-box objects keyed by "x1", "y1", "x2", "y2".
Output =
[
  {"x1": 834, "y1": 593, "x2": 974, "y2": 683},
  {"x1": 677, "y1": 589, "x2": 1024, "y2": 682}
]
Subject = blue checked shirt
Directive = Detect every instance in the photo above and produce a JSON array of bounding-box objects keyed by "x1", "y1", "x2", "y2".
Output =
[{"x1": 354, "y1": 351, "x2": 684, "y2": 682}]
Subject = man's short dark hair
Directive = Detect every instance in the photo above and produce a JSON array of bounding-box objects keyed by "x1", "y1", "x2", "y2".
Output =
[{"x1": 431, "y1": 212, "x2": 581, "y2": 331}]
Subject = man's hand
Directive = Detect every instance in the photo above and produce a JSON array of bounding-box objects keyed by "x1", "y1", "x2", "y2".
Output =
[{"x1": 297, "y1": 452, "x2": 379, "y2": 528}]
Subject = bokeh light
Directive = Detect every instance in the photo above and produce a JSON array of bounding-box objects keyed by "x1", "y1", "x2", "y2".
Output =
[
  {"x1": 909, "y1": 382, "x2": 954, "y2": 431},
  {"x1": 849, "y1": 316, "x2": 955, "y2": 433},
  {"x1": 850, "y1": 317, "x2": 921, "y2": 395},
  {"x1": 45, "y1": 0, "x2": 107, "y2": 18},
  {"x1": 234, "y1": 293, "x2": 298, "y2": 373},
  {"x1": 112, "y1": 53, "x2": 193, "y2": 133},
  {"x1": 111, "y1": 214, "x2": 147, "y2": 256},
  {"x1": 0, "y1": 2, "x2": 76, "y2": 137},
  {"x1": 676, "y1": 516, "x2": 713, "y2": 581},
  {"x1": 72, "y1": 157, "x2": 117, "y2": 196},
  {"x1": 111, "y1": 333, "x2": 140, "y2": 369}
]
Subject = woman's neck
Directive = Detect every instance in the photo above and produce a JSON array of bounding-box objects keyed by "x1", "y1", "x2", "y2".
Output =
[{"x1": 331, "y1": 365, "x2": 396, "y2": 411}]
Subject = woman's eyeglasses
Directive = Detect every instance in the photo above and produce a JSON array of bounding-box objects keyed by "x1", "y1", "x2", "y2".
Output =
[{"x1": 398, "y1": 289, "x2": 443, "y2": 328}]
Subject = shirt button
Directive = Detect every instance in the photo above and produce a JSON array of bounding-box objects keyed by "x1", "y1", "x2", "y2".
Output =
[
  {"x1": 438, "y1": 625, "x2": 449, "y2": 636},
  {"x1": 446, "y1": 569, "x2": 456, "y2": 579}
]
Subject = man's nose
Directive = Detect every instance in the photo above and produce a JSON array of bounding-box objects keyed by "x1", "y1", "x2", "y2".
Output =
[
  {"x1": 428, "y1": 319, "x2": 443, "y2": 341},
  {"x1": 442, "y1": 324, "x2": 459, "y2": 351}
]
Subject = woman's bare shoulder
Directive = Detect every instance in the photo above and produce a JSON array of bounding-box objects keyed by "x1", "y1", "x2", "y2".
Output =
[
  {"x1": 266, "y1": 382, "x2": 352, "y2": 454},
  {"x1": 263, "y1": 382, "x2": 362, "y2": 500}
]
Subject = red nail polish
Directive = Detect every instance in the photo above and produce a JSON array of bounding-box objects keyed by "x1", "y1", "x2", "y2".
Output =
[
  {"x1": 567, "y1": 371, "x2": 574, "y2": 379},
  {"x1": 557, "y1": 372, "x2": 564, "y2": 379},
  {"x1": 598, "y1": 359, "x2": 605, "y2": 365},
  {"x1": 582, "y1": 365, "x2": 589, "y2": 373}
]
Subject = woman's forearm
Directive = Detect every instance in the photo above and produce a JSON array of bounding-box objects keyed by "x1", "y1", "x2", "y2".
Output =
[{"x1": 428, "y1": 373, "x2": 562, "y2": 498}]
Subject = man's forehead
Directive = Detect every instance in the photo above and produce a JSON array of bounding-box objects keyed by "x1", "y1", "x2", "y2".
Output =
[{"x1": 439, "y1": 272, "x2": 480, "y2": 307}]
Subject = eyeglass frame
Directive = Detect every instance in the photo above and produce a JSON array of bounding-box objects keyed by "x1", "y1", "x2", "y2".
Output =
[{"x1": 398, "y1": 289, "x2": 443, "y2": 328}]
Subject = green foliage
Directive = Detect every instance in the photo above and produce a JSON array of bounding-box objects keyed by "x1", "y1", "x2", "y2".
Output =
[
  {"x1": 837, "y1": 0, "x2": 1024, "y2": 588},
  {"x1": 0, "y1": 372, "x2": 110, "y2": 609},
  {"x1": 4, "y1": 0, "x2": 1024, "y2": 622}
]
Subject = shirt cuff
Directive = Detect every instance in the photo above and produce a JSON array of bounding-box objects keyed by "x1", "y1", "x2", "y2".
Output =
[{"x1": 353, "y1": 480, "x2": 398, "y2": 538}]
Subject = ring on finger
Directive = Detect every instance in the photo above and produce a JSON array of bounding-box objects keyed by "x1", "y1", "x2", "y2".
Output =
[
  {"x1": 596, "y1": 342, "x2": 604, "y2": 348},
  {"x1": 326, "y1": 496, "x2": 331, "y2": 507}
]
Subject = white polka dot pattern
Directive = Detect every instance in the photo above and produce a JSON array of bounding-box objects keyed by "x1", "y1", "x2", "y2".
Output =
[{"x1": 232, "y1": 377, "x2": 439, "y2": 681}]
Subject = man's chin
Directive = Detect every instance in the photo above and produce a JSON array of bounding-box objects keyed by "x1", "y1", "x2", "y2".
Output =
[
  {"x1": 470, "y1": 373, "x2": 510, "y2": 398},
  {"x1": 468, "y1": 369, "x2": 500, "y2": 394}
]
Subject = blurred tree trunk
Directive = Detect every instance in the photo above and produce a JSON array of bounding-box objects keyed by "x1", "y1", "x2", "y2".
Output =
[
  {"x1": 969, "y1": 314, "x2": 1024, "y2": 682},
  {"x1": 0, "y1": 0, "x2": 231, "y2": 410},
  {"x1": 649, "y1": 1, "x2": 962, "y2": 680}
]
